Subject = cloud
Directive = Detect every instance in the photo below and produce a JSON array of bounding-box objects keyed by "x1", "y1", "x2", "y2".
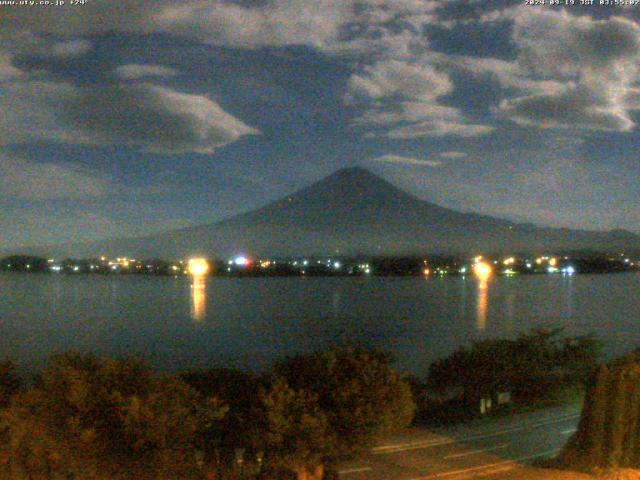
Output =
[
  {"x1": 152, "y1": 1, "x2": 357, "y2": 49},
  {"x1": 0, "y1": 81, "x2": 258, "y2": 154},
  {"x1": 348, "y1": 60, "x2": 452, "y2": 102},
  {"x1": 0, "y1": 31, "x2": 92, "y2": 60},
  {"x1": 50, "y1": 39, "x2": 92, "y2": 58},
  {"x1": 498, "y1": 84, "x2": 634, "y2": 132},
  {"x1": 355, "y1": 100, "x2": 494, "y2": 138},
  {"x1": 419, "y1": 8, "x2": 640, "y2": 134},
  {"x1": 115, "y1": 64, "x2": 179, "y2": 80},
  {"x1": 512, "y1": 10, "x2": 640, "y2": 77},
  {"x1": 0, "y1": 81, "x2": 77, "y2": 145},
  {"x1": 497, "y1": 9, "x2": 640, "y2": 132},
  {"x1": 371, "y1": 154, "x2": 442, "y2": 167},
  {"x1": 353, "y1": 102, "x2": 460, "y2": 126},
  {"x1": 0, "y1": 0, "x2": 444, "y2": 53},
  {"x1": 0, "y1": 153, "x2": 111, "y2": 200},
  {"x1": 440, "y1": 151, "x2": 467, "y2": 159},
  {"x1": 385, "y1": 120, "x2": 494, "y2": 139},
  {"x1": 348, "y1": 59, "x2": 494, "y2": 138},
  {"x1": 0, "y1": 51, "x2": 22, "y2": 80},
  {"x1": 433, "y1": 53, "x2": 565, "y2": 96},
  {"x1": 62, "y1": 83, "x2": 259, "y2": 153},
  {"x1": 0, "y1": 1, "x2": 356, "y2": 50}
]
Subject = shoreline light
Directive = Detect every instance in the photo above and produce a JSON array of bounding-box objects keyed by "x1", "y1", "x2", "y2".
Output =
[
  {"x1": 188, "y1": 258, "x2": 209, "y2": 276},
  {"x1": 473, "y1": 261, "x2": 493, "y2": 279},
  {"x1": 234, "y1": 256, "x2": 250, "y2": 267}
]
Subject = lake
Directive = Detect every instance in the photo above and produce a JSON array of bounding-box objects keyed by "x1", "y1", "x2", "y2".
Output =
[{"x1": 1, "y1": 272, "x2": 639, "y2": 376}]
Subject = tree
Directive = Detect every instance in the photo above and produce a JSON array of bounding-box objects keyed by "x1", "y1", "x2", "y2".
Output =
[
  {"x1": 273, "y1": 347, "x2": 416, "y2": 461},
  {"x1": 0, "y1": 361, "x2": 21, "y2": 408},
  {"x1": 259, "y1": 377, "x2": 329, "y2": 480},
  {"x1": 560, "y1": 350, "x2": 640, "y2": 470},
  {"x1": 428, "y1": 329, "x2": 600, "y2": 404},
  {"x1": 181, "y1": 367, "x2": 263, "y2": 464},
  {"x1": 0, "y1": 352, "x2": 226, "y2": 480}
]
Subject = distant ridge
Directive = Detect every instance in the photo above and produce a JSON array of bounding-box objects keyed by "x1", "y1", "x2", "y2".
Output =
[{"x1": 14, "y1": 167, "x2": 640, "y2": 258}]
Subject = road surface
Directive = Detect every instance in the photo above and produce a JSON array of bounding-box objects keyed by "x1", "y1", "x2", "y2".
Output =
[{"x1": 338, "y1": 404, "x2": 582, "y2": 479}]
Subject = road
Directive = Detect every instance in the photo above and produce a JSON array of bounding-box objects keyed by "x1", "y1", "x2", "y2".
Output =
[{"x1": 338, "y1": 404, "x2": 582, "y2": 479}]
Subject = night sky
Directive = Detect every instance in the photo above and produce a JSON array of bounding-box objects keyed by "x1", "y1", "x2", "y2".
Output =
[{"x1": 1, "y1": 0, "x2": 639, "y2": 249}]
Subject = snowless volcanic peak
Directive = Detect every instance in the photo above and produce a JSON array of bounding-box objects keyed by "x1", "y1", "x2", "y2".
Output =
[{"x1": 25, "y1": 167, "x2": 640, "y2": 259}]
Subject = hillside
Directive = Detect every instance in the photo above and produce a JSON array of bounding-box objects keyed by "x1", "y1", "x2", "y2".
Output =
[{"x1": 15, "y1": 167, "x2": 640, "y2": 258}]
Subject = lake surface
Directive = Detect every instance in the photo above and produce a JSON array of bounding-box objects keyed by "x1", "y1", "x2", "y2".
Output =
[{"x1": 1, "y1": 272, "x2": 639, "y2": 376}]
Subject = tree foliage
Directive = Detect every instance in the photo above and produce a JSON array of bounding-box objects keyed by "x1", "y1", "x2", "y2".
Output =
[
  {"x1": 428, "y1": 328, "x2": 600, "y2": 403},
  {"x1": 259, "y1": 377, "x2": 329, "y2": 479},
  {"x1": 0, "y1": 352, "x2": 226, "y2": 480},
  {"x1": 560, "y1": 350, "x2": 640, "y2": 470},
  {"x1": 0, "y1": 361, "x2": 21, "y2": 409},
  {"x1": 273, "y1": 347, "x2": 416, "y2": 461},
  {"x1": 0, "y1": 347, "x2": 415, "y2": 479}
]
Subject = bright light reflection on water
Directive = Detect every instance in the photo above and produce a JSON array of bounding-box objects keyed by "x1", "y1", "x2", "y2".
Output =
[
  {"x1": 190, "y1": 275, "x2": 206, "y2": 322},
  {"x1": 0, "y1": 272, "x2": 638, "y2": 375},
  {"x1": 476, "y1": 277, "x2": 489, "y2": 331}
]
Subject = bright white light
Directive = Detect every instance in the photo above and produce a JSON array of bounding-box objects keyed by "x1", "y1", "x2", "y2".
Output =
[
  {"x1": 303, "y1": 260, "x2": 309, "y2": 266},
  {"x1": 563, "y1": 266, "x2": 575, "y2": 275},
  {"x1": 234, "y1": 256, "x2": 250, "y2": 267},
  {"x1": 73, "y1": 266, "x2": 79, "y2": 272},
  {"x1": 459, "y1": 267, "x2": 467, "y2": 274},
  {"x1": 364, "y1": 268, "x2": 371, "y2": 274},
  {"x1": 334, "y1": 261, "x2": 341, "y2": 269},
  {"x1": 547, "y1": 267, "x2": 558, "y2": 273}
]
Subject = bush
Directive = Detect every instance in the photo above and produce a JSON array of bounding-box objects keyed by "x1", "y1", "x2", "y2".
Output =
[
  {"x1": 0, "y1": 361, "x2": 21, "y2": 408},
  {"x1": 428, "y1": 329, "x2": 600, "y2": 405},
  {"x1": 273, "y1": 347, "x2": 416, "y2": 461},
  {"x1": 0, "y1": 352, "x2": 227, "y2": 480}
]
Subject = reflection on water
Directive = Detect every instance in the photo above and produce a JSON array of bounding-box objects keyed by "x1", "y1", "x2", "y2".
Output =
[
  {"x1": 563, "y1": 275, "x2": 575, "y2": 318},
  {"x1": 473, "y1": 263, "x2": 493, "y2": 331},
  {"x1": 476, "y1": 277, "x2": 489, "y2": 330},
  {"x1": 504, "y1": 291, "x2": 516, "y2": 335},
  {"x1": 190, "y1": 276, "x2": 206, "y2": 321},
  {"x1": 1, "y1": 272, "x2": 638, "y2": 374}
]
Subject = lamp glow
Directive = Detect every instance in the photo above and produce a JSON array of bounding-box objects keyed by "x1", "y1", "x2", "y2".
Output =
[
  {"x1": 234, "y1": 256, "x2": 250, "y2": 267},
  {"x1": 188, "y1": 258, "x2": 209, "y2": 276},
  {"x1": 473, "y1": 261, "x2": 493, "y2": 279}
]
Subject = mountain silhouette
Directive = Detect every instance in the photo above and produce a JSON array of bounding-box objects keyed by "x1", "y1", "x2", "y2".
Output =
[{"x1": 20, "y1": 167, "x2": 640, "y2": 258}]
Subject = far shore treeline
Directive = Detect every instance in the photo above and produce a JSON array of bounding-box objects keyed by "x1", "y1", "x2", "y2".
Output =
[
  {"x1": 0, "y1": 330, "x2": 601, "y2": 480},
  {"x1": 1, "y1": 251, "x2": 637, "y2": 277}
]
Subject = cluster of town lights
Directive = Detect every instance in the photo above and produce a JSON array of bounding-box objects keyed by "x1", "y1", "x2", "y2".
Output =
[{"x1": 14, "y1": 251, "x2": 636, "y2": 277}]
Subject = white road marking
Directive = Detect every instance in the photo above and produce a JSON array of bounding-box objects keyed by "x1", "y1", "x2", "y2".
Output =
[
  {"x1": 408, "y1": 448, "x2": 560, "y2": 480},
  {"x1": 444, "y1": 444, "x2": 508, "y2": 459},
  {"x1": 338, "y1": 467, "x2": 373, "y2": 475},
  {"x1": 373, "y1": 414, "x2": 579, "y2": 454}
]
